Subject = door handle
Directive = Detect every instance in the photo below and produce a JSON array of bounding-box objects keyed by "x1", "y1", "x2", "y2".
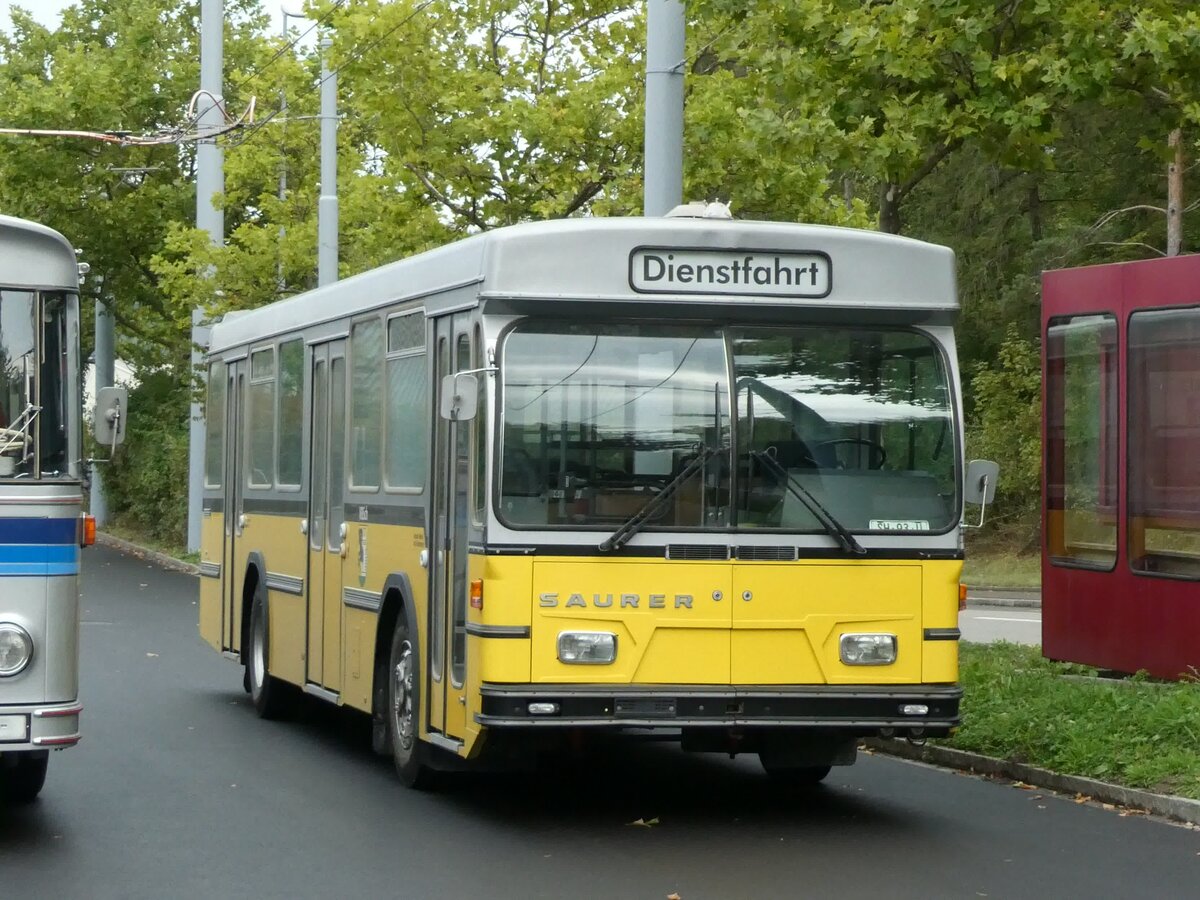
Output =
[
  {"x1": 419, "y1": 549, "x2": 429, "y2": 569},
  {"x1": 339, "y1": 522, "x2": 348, "y2": 541},
  {"x1": 300, "y1": 519, "x2": 308, "y2": 535},
  {"x1": 237, "y1": 514, "x2": 246, "y2": 530}
]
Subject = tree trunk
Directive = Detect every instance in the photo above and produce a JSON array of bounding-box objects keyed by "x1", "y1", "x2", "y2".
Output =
[
  {"x1": 879, "y1": 181, "x2": 902, "y2": 234},
  {"x1": 1167, "y1": 128, "x2": 1183, "y2": 257},
  {"x1": 1028, "y1": 178, "x2": 1043, "y2": 243}
]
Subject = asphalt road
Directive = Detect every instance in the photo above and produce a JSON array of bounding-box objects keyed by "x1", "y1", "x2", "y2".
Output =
[
  {"x1": 960, "y1": 607, "x2": 1042, "y2": 645},
  {"x1": 2, "y1": 546, "x2": 1196, "y2": 899}
]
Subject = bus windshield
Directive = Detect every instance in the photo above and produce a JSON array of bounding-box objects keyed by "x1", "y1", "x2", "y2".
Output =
[
  {"x1": 0, "y1": 290, "x2": 72, "y2": 478},
  {"x1": 499, "y1": 322, "x2": 957, "y2": 534}
]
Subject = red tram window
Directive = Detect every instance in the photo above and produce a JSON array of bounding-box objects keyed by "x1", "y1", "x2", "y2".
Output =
[{"x1": 1044, "y1": 315, "x2": 1118, "y2": 569}]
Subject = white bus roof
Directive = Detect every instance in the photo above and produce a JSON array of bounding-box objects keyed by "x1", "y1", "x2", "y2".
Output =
[
  {"x1": 209, "y1": 217, "x2": 957, "y2": 354},
  {"x1": 0, "y1": 214, "x2": 79, "y2": 291}
]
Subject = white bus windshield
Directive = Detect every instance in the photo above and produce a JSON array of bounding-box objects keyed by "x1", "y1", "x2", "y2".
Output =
[
  {"x1": 0, "y1": 290, "x2": 71, "y2": 477},
  {"x1": 499, "y1": 322, "x2": 958, "y2": 534}
]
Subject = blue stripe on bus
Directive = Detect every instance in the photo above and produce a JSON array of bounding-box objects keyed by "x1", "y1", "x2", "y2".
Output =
[
  {"x1": 0, "y1": 544, "x2": 80, "y2": 576},
  {"x1": 0, "y1": 518, "x2": 78, "y2": 545}
]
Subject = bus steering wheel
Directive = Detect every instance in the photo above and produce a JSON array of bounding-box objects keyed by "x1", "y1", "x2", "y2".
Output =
[{"x1": 814, "y1": 438, "x2": 887, "y2": 469}]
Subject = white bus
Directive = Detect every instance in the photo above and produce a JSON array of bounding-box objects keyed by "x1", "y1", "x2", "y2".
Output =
[
  {"x1": 200, "y1": 209, "x2": 991, "y2": 788},
  {"x1": 0, "y1": 215, "x2": 119, "y2": 802}
]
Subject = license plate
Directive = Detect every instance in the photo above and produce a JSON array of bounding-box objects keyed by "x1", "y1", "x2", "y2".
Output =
[{"x1": 0, "y1": 715, "x2": 29, "y2": 742}]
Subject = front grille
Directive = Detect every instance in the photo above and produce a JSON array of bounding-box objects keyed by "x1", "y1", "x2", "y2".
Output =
[
  {"x1": 666, "y1": 544, "x2": 730, "y2": 561},
  {"x1": 736, "y1": 545, "x2": 797, "y2": 561}
]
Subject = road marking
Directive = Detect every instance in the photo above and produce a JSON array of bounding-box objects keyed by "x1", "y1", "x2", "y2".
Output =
[{"x1": 973, "y1": 616, "x2": 1040, "y2": 624}]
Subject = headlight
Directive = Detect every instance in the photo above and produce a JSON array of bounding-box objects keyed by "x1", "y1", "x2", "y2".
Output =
[
  {"x1": 0, "y1": 623, "x2": 33, "y2": 677},
  {"x1": 557, "y1": 631, "x2": 617, "y2": 665},
  {"x1": 839, "y1": 633, "x2": 897, "y2": 666}
]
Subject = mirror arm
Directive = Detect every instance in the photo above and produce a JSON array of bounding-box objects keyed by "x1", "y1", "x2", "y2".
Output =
[{"x1": 962, "y1": 473, "x2": 990, "y2": 530}]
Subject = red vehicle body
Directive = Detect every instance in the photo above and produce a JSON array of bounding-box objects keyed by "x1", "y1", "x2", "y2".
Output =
[{"x1": 1042, "y1": 255, "x2": 1200, "y2": 680}]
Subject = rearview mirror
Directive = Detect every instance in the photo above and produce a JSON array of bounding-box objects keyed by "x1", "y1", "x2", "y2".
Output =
[
  {"x1": 94, "y1": 386, "x2": 128, "y2": 446},
  {"x1": 964, "y1": 459, "x2": 999, "y2": 505},
  {"x1": 439, "y1": 373, "x2": 478, "y2": 422}
]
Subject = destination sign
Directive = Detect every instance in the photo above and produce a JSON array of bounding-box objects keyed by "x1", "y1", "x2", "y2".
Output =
[{"x1": 629, "y1": 247, "x2": 831, "y2": 298}]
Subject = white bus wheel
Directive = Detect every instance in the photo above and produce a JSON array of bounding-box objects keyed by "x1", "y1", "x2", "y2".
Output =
[{"x1": 2, "y1": 751, "x2": 49, "y2": 803}]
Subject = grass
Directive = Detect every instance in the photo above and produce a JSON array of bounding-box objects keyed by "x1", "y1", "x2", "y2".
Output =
[
  {"x1": 100, "y1": 521, "x2": 198, "y2": 565},
  {"x1": 945, "y1": 642, "x2": 1200, "y2": 798},
  {"x1": 962, "y1": 527, "x2": 1041, "y2": 588}
]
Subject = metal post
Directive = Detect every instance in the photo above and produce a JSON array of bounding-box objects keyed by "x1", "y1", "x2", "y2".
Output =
[
  {"x1": 187, "y1": 311, "x2": 212, "y2": 552},
  {"x1": 644, "y1": 0, "x2": 685, "y2": 216},
  {"x1": 90, "y1": 295, "x2": 114, "y2": 525},
  {"x1": 190, "y1": 0, "x2": 224, "y2": 552},
  {"x1": 318, "y1": 36, "x2": 339, "y2": 286}
]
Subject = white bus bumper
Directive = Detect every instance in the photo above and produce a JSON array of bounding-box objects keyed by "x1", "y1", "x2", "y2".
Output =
[{"x1": 0, "y1": 700, "x2": 81, "y2": 753}]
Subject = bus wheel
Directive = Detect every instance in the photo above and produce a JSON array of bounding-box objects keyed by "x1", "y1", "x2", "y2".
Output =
[
  {"x1": 387, "y1": 621, "x2": 432, "y2": 789},
  {"x1": 248, "y1": 592, "x2": 287, "y2": 719},
  {"x1": 2, "y1": 750, "x2": 49, "y2": 803},
  {"x1": 759, "y1": 758, "x2": 832, "y2": 787}
]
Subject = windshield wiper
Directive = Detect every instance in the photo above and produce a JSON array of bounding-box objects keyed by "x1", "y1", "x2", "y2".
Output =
[
  {"x1": 599, "y1": 446, "x2": 717, "y2": 552},
  {"x1": 750, "y1": 450, "x2": 866, "y2": 556}
]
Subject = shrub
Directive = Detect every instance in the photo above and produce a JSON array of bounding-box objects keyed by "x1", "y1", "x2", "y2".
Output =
[{"x1": 99, "y1": 370, "x2": 190, "y2": 546}]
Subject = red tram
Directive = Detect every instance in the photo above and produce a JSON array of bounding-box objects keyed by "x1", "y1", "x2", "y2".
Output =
[{"x1": 1042, "y1": 254, "x2": 1200, "y2": 679}]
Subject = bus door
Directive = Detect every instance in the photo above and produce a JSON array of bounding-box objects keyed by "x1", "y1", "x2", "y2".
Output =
[
  {"x1": 306, "y1": 340, "x2": 347, "y2": 692},
  {"x1": 428, "y1": 314, "x2": 473, "y2": 744},
  {"x1": 222, "y1": 361, "x2": 246, "y2": 653}
]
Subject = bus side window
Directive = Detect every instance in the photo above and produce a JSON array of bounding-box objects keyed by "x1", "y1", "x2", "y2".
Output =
[{"x1": 247, "y1": 347, "x2": 275, "y2": 488}]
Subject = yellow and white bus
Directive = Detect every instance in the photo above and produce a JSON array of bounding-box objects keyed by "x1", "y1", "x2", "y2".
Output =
[{"x1": 199, "y1": 208, "x2": 987, "y2": 787}]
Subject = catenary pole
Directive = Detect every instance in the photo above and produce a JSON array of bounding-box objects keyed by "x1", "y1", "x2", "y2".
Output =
[
  {"x1": 644, "y1": 0, "x2": 684, "y2": 217},
  {"x1": 318, "y1": 36, "x2": 338, "y2": 286},
  {"x1": 90, "y1": 293, "x2": 113, "y2": 525},
  {"x1": 188, "y1": 0, "x2": 224, "y2": 552}
]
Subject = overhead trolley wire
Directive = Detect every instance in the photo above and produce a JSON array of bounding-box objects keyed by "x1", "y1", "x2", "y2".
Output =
[{"x1": 225, "y1": 0, "x2": 437, "y2": 150}]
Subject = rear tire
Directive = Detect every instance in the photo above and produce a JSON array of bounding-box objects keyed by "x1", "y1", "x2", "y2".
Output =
[
  {"x1": 2, "y1": 751, "x2": 49, "y2": 803},
  {"x1": 387, "y1": 620, "x2": 433, "y2": 789},
  {"x1": 248, "y1": 591, "x2": 288, "y2": 719}
]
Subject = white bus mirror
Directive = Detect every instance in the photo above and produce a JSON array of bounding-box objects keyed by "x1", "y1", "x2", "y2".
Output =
[
  {"x1": 94, "y1": 386, "x2": 129, "y2": 447},
  {"x1": 440, "y1": 373, "x2": 478, "y2": 422},
  {"x1": 964, "y1": 459, "x2": 999, "y2": 505}
]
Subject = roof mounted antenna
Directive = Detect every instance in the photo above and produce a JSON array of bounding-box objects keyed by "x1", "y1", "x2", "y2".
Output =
[{"x1": 665, "y1": 201, "x2": 734, "y2": 219}]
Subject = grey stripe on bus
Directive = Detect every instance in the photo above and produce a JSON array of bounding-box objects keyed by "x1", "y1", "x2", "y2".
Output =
[
  {"x1": 265, "y1": 572, "x2": 304, "y2": 595},
  {"x1": 343, "y1": 587, "x2": 382, "y2": 612}
]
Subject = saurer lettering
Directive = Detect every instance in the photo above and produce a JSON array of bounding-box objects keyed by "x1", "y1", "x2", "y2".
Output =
[{"x1": 540, "y1": 592, "x2": 695, "y2": 609}]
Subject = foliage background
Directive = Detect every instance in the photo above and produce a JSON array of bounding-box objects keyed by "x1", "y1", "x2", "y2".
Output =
[{"x1": 1, "y1": 0, "x2": 1198, "y2": 551}]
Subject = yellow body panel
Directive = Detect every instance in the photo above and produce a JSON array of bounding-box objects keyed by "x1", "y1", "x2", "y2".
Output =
[
  {"x1": 504, "y1": 556, "x2": 959, "y2": 688},
  {"x1": 473, "y1": 555, "x2": 533, "y2": 683},
  {"x1": 244, "y1": 511, "x2": 308, "y2": 686},
  {"x1": 342, "y1": 608, "x2": 374, "y2": 712},
  {"x1": 198, "y1": 511, "x2": 224, "y2": 651},
  {"x1": 732, "y1": 563, "x2": 922, "y2": 684},
  {"x1": 530, "y1": 560, "x2": 731, "y2": 684},
  {"x1": 921, "y1": 559, "x2": 962, "y2": 683}
]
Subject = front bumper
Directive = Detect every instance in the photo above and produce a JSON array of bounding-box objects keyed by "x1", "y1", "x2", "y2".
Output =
[
  {"x1": 0, "y1": 700, "x2": 82, "y2": 752},
  {"x1": 478, "y1": 683, "x2": 960, "y2": 735}
]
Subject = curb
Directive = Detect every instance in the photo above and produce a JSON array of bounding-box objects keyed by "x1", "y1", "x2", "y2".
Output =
[
  {"x1": 966, "y1": 596, "x2": 1041, "y2": 609},
  {"x1": 966, "y1": 588, "x2": 1041, "y2": 609},
  {"x1": 864, "y1": 738, "x2": 1200, "y2": 827},
  {"x1": 97, "y1": 532, "x2": 199, "y2": 577}
]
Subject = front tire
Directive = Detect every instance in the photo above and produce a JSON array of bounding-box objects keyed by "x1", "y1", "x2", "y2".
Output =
[
  {"x1": 2, "y1": 751, "x2": 49, "y2": 803},
  {"x1": 248, "y1": 591, "x2": 288, "y2": 719},
  {"x1": 387, "y1": 620, "x2": 433, "y2": 789}
]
